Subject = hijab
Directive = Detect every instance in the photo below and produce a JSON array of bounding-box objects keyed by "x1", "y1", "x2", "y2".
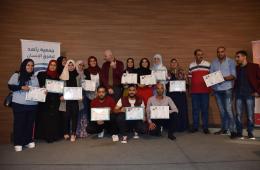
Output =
[
  {"x1": 137, "y1": 58, "x2": 151, "y2": 76},
  {"x1": 57, "y1": 56, "x2": 67, "y2": 76},
  {"x1": 46, "y1": 60, "x2": 58, "y2": 79},
  {"x1": 18, "y1": 59, "x2": 34, "y2": 86},
  {"x1": 86, "y1": 56, "x2": 101, "y2": 75},
  {"x1": 125, "y1": 57, "x2": 135, "y2": 73},
  {"x1": 151, "y1": 53, "x2": 167, "y2": 71},
  {"x1": 76, "y1": 60, "x2": 84, "y2": 79}
]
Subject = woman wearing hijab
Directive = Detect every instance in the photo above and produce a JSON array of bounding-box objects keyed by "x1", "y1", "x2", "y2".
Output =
[
  {"x1": 136, "y1": 58, "x2": 153, "y2": 106},
  {"x1": 151, "y1": 53, "x2": 168, "y2": 95},
  {"x1": 75, "y1": 60, "x2": 88, "y2": 138},
  {"x1": 83, "y1": 56, "x2": 101, "y2": 121},
  {"x1": 36, "y1": 60, "x2": 61, "y2": 143},
  {"x1": 60, "y1": 59, "x2": 79, "y2": 142},
  {"x1": 122, "y1": 58, "x2": 136, "y2": 97},
  {"x1": 8, "y1": 59, "x2": 39, "y2": 152},
  {"x1": 166, "y1": 58, "x2": 189, "y2": 132},
  {"x1": 57, "y1": 56, "x2": 67, "y2": 76}
]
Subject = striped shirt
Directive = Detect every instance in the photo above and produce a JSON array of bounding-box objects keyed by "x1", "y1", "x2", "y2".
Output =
[{"x1": 188, "y1": 60, "x2": 210, "y2": 93}]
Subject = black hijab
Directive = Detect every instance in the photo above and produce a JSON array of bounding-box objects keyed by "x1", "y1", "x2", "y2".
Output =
[
  {"x1": 136, "y1": 58, "x2": 151, "y2": 76},
  {"x1": 18, "y1": 59, "x2": 34, "y2": 86},
  {"x1": 57, "y1": 56, "x2": 67, "y2": 76},
  {"x1": 124, "y1": 57, "x2": 136, "y2": 73}
]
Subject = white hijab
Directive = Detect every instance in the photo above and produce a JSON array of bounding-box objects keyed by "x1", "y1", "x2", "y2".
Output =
[
  {"x1": 59, "y1": 59, "x2": 76, "y2": 80},
  {"x1": 152, "y1": 53, "x2": 167, "y2": 71}
]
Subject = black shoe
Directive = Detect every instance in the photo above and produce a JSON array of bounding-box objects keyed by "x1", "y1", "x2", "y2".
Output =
[
  {"x1": 214, "y1": 129, "x2": 228, "y2": 135},
  {"x1": 189, "y1": 128, "x2": 198, "y2": 133},
  {"x1": 248, "y1": 132, "x2": 256, "y2": 140},
  {"x1": 203, "y1": 129, "x2": 210, "y2": 134},
  {"x1": 230, "y1": 132, "x2": 237, "y2": 139},
  {"x1": 168, "y1": 134, "x2": 176, "y2": 140}
]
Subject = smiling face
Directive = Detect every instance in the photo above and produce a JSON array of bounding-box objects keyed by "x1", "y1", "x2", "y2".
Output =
[
  {"x1": 62, "y1": 57, "x2": 67, "y2": 66},
  {"x1": 141, "y1": 59, "x2": 149, "y2": 68},
  {"x1": 89, "y1": 58, "x2": 97, "y2": 67},
  {"x1": 170, "y1": 59, "x2": 178, "y2": 69},
  {"x1": 156, "y1": 83, "x2": 164, "y2": 96},
  {"x1": 127, "y1": 59, "x2": 134, "y2": 68},
  {"x1": 77, "y1": 62, "x2": 84, "y2": 71},
  {"x1": 26, "y1": 61, "x2": 34, "y2": 73},
  {"x1": 128, "y1": 86, "x2": 137, "y2": 98},
  {"x1": 68, "y1": 62, "x2": 75, "y2": 71},
  {"x1": 49, "y1": 62, "x2": 57, "y2": 71},
  {"x1": 153, "y1": 57, "x2": 161, "y2": 65}
]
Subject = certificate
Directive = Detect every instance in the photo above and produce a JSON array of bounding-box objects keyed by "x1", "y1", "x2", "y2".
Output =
[
  {"x1": 121, "y1": 73, "x2": 138, "y2": 84},
  {"x1": 63, "y1": 87, "x2": 82, "y2": 100},
  {"x1": 45, "y1": 79, "x2": 64, "y2": 94},
  {"x1": 152, "y1": 70, "x2": 167, "y2": 81},
  {"x1": 125, "y1": 107, "x2": 144, "y2": 120},
  {"x1": 203, "y1": 71, "x2": 225, "y2": 87},
  {"x1": 140, "y1": 74, "x2": 156, "y2": 85},
  {"x1": 26, "y1": 87, "x2": 46, "y2": 102},
  {"x1": 91, "y1": 107, "x2": 110, "y2": 121},
  {"x1": 169, "y1": 80, "x2": 186, "y2": 92},
  {"x1": 150, "y1": 106, "x2": 169, "y2": 119},
  {"x1": 82, "y1": 80, "x2": 96, "y2": 91}
]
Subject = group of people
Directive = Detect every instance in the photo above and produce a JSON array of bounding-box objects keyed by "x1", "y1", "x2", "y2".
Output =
[{"x1": 8, "y1": 47, "x2": 260, "y2": 152}]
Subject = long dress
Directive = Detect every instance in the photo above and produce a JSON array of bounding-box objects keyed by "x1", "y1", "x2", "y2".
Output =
[
  {"x1": 166, "y1": 71, "x2": 189, "y2": 132},
  {"x1": 36, "y1": 72, "x2": 61, "y2": 142}
]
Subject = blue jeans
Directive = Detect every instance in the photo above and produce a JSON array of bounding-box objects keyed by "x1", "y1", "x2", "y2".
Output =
[
  {"x1": 191, "y1": 93, "x2": 209, "y2": 129},
  {"x1": 236, "y1": 95, "x2": 255, "y2": 134},
  {"x1": 214, "y1": 89, "x2": 236, "y2": 132}
]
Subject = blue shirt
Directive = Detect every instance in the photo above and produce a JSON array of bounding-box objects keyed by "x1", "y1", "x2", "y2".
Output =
[{"x1": 210, "y1": 57, "x2": 236, "y2": 91}]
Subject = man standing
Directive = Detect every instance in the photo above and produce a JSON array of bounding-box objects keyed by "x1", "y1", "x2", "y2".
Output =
[
  {"x1": 146, "y1": 83, "x2": 178, "y2": 140},
  {"x1": 210, "y1": 47, "x2": 237, "y2": 139},
  {"x1": 235, "y1": 50, "x2": 260, "y2": 140},
  {"x1": 114, "y1": 84, "x2": 147, "y2": 143},
  {"x1": 100, "y1": 49, "x2": 124, "y2": 102},
  {"x1": 188, "y1": 49, "x2": 211, "y2": 134}
]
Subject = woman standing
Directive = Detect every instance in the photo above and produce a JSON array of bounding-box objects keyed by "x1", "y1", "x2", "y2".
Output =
[
  {"x1": 136, "y1": 58, "x2": 153, "y2": 106},
  {"x1": 8, "y1": 59, "x2": 39, "y2": 151},
  {"x1": 60, "y1": 60, "x2": 79, "y2": 142},
  {"x1": 122, "y1": 58, "x2": 136, "y2": 97},
  {"x1": 37, "y1": 60, "x2": 61, "y2": 143},
  {"x1": 57, "y1": 56, "x2": 67, "y2": 76},
  {"x1": 167, "y1": 58, "x2": 189, "y2": 132}
]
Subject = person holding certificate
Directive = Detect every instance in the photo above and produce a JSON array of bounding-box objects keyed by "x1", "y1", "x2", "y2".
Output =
[
  {"x1": 167, "y1": 58, "x2": 189, "y2": 132},
  {"x1": 114, "y1": 84, "x2": 147, "y2": 143},
  {"x1": 86, "y1": 86, "x2": 117, "y2": 141},
  {"x1": 57, "y1": 56, "x2": 67, "y2": 76},
  {"x1": 136, "y1": 58, "x2": 153, "y2": 106},
  {"x1": 60, "y1": 59, "x2": 80, "y2": 142},
  {"x1": 210, "y1": 47, "x2": 237, "y2": 139},
  {"x1": 146, "y1": 83, "x2": 178, "y2": 140},
  {"x1": 8, "y1": 59, "x2": 39, "y2": 152},
  {"x1": 36, "y1": 60, "x2": 61, "y2": 143},
  {"x1": 188, "y1": 49, "x2": 211, "y2": 134},
  {"x1": 100, "y1": 49, "x2": 124, "y2": 102},
  {"x1": 234, "y1": 50, "x2": 260, "y2": 140},
  {"x1": 122, "y1": 58, "x2": 137, "y2": 97}
]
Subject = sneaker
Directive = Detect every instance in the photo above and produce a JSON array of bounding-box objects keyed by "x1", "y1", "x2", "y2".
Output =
[
  {"x1": 214, "y1": 129, "x2": 228, "y2": 135},
  {"x1": 168, "y1": 134, "x2": 176, "y2": 140},
  {"x1": 189, "y1": 128, "x2": 198, "y2": 133},
  {"x1": 98, "y1": 130, "x2": 104, "y2": 138},
  {"x1": 230, "y1": 132, "x2": 237, "y2": 139},
  {"x1": 203, "y1": 129, "x2": 210, "y2": 134},
  {"x1": 237, "y1": 132, "x2": 244, "y2": 139},
  {"x1": 133, "y1": 132, "x2": 140, "y2": 139},
  {"x1": 121, "y1": 136, "x2": 128, "y2": 144},
  {"x1": 14, "y1": 145, "x2": 22, "y2": 152},
  {"x1": 25, "y1": 142, "x2": 35, "y2": 149},
  {"x1": 70, "y1": 135, "x2": 76, "y2": 142},
  {"x1": 64, "y1": 134, "x2": 70, "y2": 140},
  {"x1": 112, "y1": 135, "x2": 119, "y2": 142},
  {"x1": 248, "y1": 132, "x2": 256, "y2": 140}
]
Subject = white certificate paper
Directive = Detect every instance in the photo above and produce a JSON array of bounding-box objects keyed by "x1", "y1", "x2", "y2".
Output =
[
  {"x1": 121, "y1": 73, "x2": 138, "y2": 84},
  {"x1": 140, "y1": 74, "x2": 156, "y2": 85},
  {"x1": 126, "y1": 107, "x2": 144, "y2": 120},
  {"x1": 63, "y1": 87, "x2": 82, "y2": 100},
  {"x1": 82, "y1": 80, "x2": 96, "y2": 91},
  {"x1": 45, "y1": 79, "x2": 64, "y2": 94},
  {"x1": 26, "y1": 87, "x2": 46, "y2": 102},
  {"x1": 91, "y1": 107, "x2": 110, "y2": 121},
  {"x1": 152, "y1": 70, "x2": 167, "y2": 81},
  {"x1": 203, "y1": 71, "x2": 225, "y2": 87},
  {"x1": 150, "y1": 106, "x2": 169, "y2": 119},
  {"x1": 169, "y1": 80, "x2": 186, "y2": 92}
]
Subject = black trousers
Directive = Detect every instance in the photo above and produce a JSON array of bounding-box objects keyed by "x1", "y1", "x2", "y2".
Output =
[
  {"x1": 110, "y1": 113, "x2": 127, "y2": 136},
  {"x1": 12, "y1": 104, "x2": 37, "y2": 146},
  {"x1": 149, "y1": 113, "x2": 177, "y2": 136},
  {"x1": 63, "y1": 101, "x2": 79, "y2": 135},
  {"x1": 127, "y1": 120, "x2": 147, "y2": 134}
]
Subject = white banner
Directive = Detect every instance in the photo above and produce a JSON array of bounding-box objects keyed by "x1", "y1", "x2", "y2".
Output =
[{"x1": 21, "y1": 39, "x2": 60, "y2": 74}]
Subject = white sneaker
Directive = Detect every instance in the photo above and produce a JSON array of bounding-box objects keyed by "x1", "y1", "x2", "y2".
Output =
[
  {"x1": 112, "y1": 135, "x2": 119, "y2": 142},
  {"x1": 70, "y1": 135, "x2": 76, "y2": 142},
  {"x1": 14, "y1": 145, "x2": 22, "y2": 152},
  {"x1": 133, "y1": 132, "x2": 139, "y2": 139},
  {"x1": 98, "y1": 130, "x2": 104, "y2": 138},
  {"x1": 121, "y1": 136, "x2": 128, "y2": 144},
  {"x1": 25, "y1": 142, "x2": 35, "y2": 149}
]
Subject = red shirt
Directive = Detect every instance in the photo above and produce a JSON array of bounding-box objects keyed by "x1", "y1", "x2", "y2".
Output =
[{"x1": 91, "y1": 96, "x2": 116, "y2": 111}]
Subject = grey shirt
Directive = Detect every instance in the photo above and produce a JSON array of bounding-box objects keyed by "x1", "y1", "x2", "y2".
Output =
[{"x1": 146, "y1": 95, "x2": 178, "y2": 123}]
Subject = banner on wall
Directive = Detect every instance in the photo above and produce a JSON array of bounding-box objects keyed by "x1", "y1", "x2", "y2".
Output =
[
  {"x1": 252, "y1": 40, "x2": 260, "y2": 127},
  {"x1": 21, "y1": 39, "x2": 60, "y2": 74}
]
